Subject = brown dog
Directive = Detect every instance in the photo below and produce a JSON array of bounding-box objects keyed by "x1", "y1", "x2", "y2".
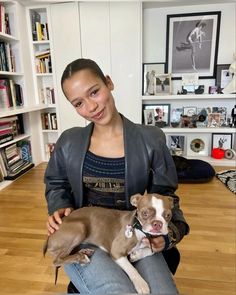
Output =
[{"x1": 44, "y1": 192, "x2": 173, "y2": 294}]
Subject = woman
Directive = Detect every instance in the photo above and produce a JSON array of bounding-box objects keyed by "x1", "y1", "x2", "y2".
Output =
[{"x1": 45, "y1": 58, "x2": 189, "y2": 294}]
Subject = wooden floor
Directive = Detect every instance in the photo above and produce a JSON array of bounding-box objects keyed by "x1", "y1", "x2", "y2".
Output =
[{"x1": 0, "y1": 163, "x2": 235, "y2": 295}]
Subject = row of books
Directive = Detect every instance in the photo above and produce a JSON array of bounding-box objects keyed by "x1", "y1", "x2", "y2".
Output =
[
  {"x1": 0, "y1": 115, "x2": 24, "y2": 145},
  {"x1": 35, "y1": 49, "x2": 52, "y2": 74},
  {"x1": 30, "y1": 10, "x2": 49, "y2": 41},
  {"x1": 40, "y1": 87, "x2": 55, "y2": 105},
  {"x1": 0, "y1": 140, "x2": 34, "y2": 181},
  {"x1": 0, "y1": 41, "x2": 15, "y2": 72},
  {"x1": 0, "y1": 78, "x2": 23, "y2": 109},
  {"x1": 41, "y1": 112, "x2": 57, "y2": 130},
  {"x1": 0, "y1": 4, "x2": 11, "y2": 35}
]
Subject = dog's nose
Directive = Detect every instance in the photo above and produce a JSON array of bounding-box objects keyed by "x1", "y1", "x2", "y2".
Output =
[{"x1": 151, "y1": 220, "x2": 163, "y2": 231}]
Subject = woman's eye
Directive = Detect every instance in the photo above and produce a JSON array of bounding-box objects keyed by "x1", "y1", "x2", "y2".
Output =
[
  {"x1": 90, "y1": 89, "x2": 98, "y2": 97},
  {"x1": 74, "y1": 101, "x2": 83, "y2": 108}
]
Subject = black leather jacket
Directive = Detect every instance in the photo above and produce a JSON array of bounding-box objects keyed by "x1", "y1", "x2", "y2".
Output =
[{"x1": 45, "y1": 115, "x2": 189, "y2": 247}]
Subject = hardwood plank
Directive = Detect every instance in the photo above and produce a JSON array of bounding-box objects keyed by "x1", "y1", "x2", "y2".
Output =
[{"x1": 0, "y1": 163, "x2": 235, "y2": 294}]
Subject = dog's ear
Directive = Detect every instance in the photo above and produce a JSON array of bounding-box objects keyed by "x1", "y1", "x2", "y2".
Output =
[
  {"x1": 130, "y1": 194, "x2": 143, "y2": 207},
  {"x1": 167, "y1": 197, "x2": 174, "y2": 209}
]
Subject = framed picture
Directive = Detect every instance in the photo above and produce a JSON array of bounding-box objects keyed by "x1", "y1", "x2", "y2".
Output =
[
  {"x1": 216, "y1": 64, "x2": 234, "y2": 88},
  {"x1": 212, "y1": 133, "x2": 232, "y2": 150},
  {"x1": 143, "y1": 104, "x2": 170, "y2": 127},
  {"x1": 183, "y1": 106, "x2": 197, "y2": 116},
  {"x1": 143, "y1": 109, "x2": 155, "y2": 126},
  {"x1": 187, "y1": 134, "x2": 209, "y2": 156},
  {"x1": 207, "y1": 112, "x2": 221, "y2": 127},
  {"x1": 142, "y1": 63, "x2": 165, "y2": 95},
  {"x1": 154, "y1": 74, "x2": 171, "y2": 95},
  {"x1": 166, "y1": 11, "x2": 221, "y2": 79},
  {"x1": 168, "y1": 135, "x2": 185, "y2": 156}
]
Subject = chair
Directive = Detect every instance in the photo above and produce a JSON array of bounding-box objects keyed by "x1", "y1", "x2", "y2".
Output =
[{"x1": 67, "y1": 247, "x2": 180, "y2": 293}]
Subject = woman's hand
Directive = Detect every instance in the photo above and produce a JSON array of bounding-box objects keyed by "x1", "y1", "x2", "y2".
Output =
[
  {"x1": 142, "y1": 236, "x2": 166, "y2": 252},
  {"x1": 46, "y1": 207, "x2": 73, "y2": 235}
]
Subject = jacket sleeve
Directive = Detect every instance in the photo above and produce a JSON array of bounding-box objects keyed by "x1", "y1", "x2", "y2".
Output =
[
  {"x1": 44, "y1": 132, "x2": 75, "y2": 215},
  {"x1": 148, "y1": 137, "x2": 190, "y2": 247}
]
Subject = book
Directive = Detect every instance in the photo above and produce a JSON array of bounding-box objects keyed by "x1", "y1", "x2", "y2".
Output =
[{"x1": 30, "y1": 10, "x2": 41, "y2": 41}]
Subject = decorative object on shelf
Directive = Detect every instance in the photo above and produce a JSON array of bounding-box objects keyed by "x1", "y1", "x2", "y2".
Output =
[
  {"x1": 181, "y1": 73, "x2": 199, "y2": 93},
  {"x1": 142, "y1": 104, "x2": 170, "y2": 127},
  {"x1": 143, "y1": 109, "x2": 155, "y2": 126},
  {"x1": 166, "y1": 11, "x2": 221, "y2": 79},
  {"x1": 231, "y1": 105, "x2": 236, "y2": 127},
  {"x1": 212, "y1": 133, "x2": 232, "y2": 150},
  {"x1": 211, "y1": 148, "x2": 225, "y2": 159},
  {"x1": 224, "y1": 149, "x2": 236, "y2": 160},
  {"x1": 170, "y1": 107, "x2": 182, "y2": 126},
  {"x1": 187, "y1": 134, "x2": 209, "y2": 156},
  {"x1": 221, "y1": 53, "x2": 236, "y2": 94},
  {"x1": 212, "y1": 107, "x2": 227, "y2": 127},
  {"x1": 194, "y1": 85, "x2": 204, "y2": 94},
  {"x1": 154, "y1": 74, "x2": 171, "y2": 95},
  {"x1": 216, "y1": 63, "x2": 234, "y2": 91},
  {"x1": 207, "y1": 113, "x2": 221, "y2": 127},
  {"x1": 208, "y1": 85, "x2": 218, "y2": 94},
  {"x1": 168, "y1": 135, "x2": 185, "y2": 156},
  {"x1": 216, "y1": 169, "x2": 236, "y2": 194},
  {"x1": 183, "y1": 106, "x2": 197, "y2": 117},
  {"x1": 142, "y1": 63, "x2": 165, "y2": 95}
]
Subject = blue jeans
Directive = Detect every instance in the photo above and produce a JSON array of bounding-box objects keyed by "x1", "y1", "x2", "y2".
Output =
[{"x1": 64, "y1": 245, "x2": 178, "y2": 294}]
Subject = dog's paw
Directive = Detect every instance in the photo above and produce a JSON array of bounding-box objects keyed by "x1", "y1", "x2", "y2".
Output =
[
  {"x1": 129, "y1": 251, "x2": 139, "y2": 262},
  {"x1": 79, "y1": 248, "x2": 94, "y2": 257},
  {"x1": 133, "y1": 277, "x2": 150, "y2": 294}
]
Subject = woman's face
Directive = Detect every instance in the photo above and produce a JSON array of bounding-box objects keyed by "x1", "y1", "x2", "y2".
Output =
[{"x1": 62, "y1": 69, "x2": 117, "y2": 125}]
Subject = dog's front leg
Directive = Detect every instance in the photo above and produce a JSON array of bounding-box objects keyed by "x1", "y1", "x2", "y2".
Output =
[{"x1": 115, "y1": 256, "x2": 150, "y2": 294}]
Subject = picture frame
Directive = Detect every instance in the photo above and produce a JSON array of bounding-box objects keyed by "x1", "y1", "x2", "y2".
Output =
[
  {"x1": 143, "y1": 104, "x2": 170, "y2": 128},
  {"x1": 142, "y1": 63, "x2": 165, "y2": 95},
  {"x1": 143, "y1": 109, "x2": 155, "y2": 126},
  {"x1": 212, "y1": 133, "x2": 232, "y2": 150},
  {"x1": 207, "y1": 112, "x2": 221, "y2": 127},
  {"x1": 216, "y1": 64, "x2": 234, "y2": 88},
  {"x1": 154, "y1": 74, "x2": 171, "y2": 95},
  {"x1": 166, "y1": 11, "x2": 221, "y2": 79},
  {"x1": 187, "y1": 134, "x2": 209, "y2": 156},
  {"x1": 168, "y1": 135, "x2": 185, "y2": 156},
  {"x1": 183, "y1": 106, "x2": 197, "y2": 117}
]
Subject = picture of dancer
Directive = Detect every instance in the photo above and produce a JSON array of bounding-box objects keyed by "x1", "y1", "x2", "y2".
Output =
[
  {"x1": 166, "y1": 12, "x2": 221, "y2": 78},
  {"x1": 176, "y1": 21, "x2": 206, "y2": 71}
]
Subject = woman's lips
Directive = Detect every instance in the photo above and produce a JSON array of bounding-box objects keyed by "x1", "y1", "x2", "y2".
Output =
[{"x1": 92, "y1": 109, "x2": 104, "y2": 120}]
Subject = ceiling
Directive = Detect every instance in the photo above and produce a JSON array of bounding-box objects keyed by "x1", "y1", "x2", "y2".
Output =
[{"x1": 17, "y1": 0, "x2": 236, "y2": 7}]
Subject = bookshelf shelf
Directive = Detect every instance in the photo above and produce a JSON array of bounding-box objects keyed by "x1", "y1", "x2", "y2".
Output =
[
  {"x1": 0, "y1": 105, "x2": 47, "y2": 118},
  {"x1": 0, "y1": 134, "x2": 30, "y2": 149},
  {"x1": 162, "y1": 127, "x2": 234, "y2": 134},
  {"x1": 0, "y1": 71, "x2": 24, "y2": 76},
  {"x1": 26, "y1": 5, "x2": 59, "y2": 162},
  {"x1": 142, "y1": 94, "x2": 236, "y2": 101},
  {"x1": 0, "y1": 32, "x2": 18, "y2": 42}
]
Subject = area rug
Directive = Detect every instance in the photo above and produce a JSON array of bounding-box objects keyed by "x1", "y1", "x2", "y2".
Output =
[{"x1": 216, "y1": 169, "x2": 236, "y2": 194}]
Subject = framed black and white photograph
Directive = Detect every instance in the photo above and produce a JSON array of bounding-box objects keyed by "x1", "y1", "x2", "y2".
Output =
[
  {"x1": 168, "y1": 135, "x2": 185, "y2": 156},
  {"x1": 216, "y1": 64, "x2": 234, "y2": 88},
  {"x1": 143, "y1": 109, "x2": 155, "y2": 126},
  {"x1": 212, "y1": 133, "x2": 232, "y2": 150},
  {"x1": 155, "y1": 74, "x2": 171, "y2": 95},
  {"x1": 142, "y1": 63, "x2": 165, "y2": 95},
  {"x1": 143, "y1": 104, "x2": 170, "y2": 128},
  {"x1": 187, "y1": 134, "x2": 209, "y2": 156},
  {"x1": 166, "y1": 11, "x2": 221, "y2": 79}
]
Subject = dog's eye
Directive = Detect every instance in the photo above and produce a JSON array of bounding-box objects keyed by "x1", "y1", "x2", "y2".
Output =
[
  {"x1": 141, "y1": 209, "x2": 149, "y2": 219},
  {"x1": 163, "y1": 209, "x2": 172, "y2": 222}
]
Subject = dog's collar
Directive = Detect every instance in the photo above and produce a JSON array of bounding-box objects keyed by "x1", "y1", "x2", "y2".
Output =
[{"x1": 132, "y1": 215, "x2": 156, "y2": 239}]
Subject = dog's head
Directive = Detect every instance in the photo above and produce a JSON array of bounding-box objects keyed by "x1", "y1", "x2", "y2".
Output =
[{"x1": 130, "y1": 191, "x2": 174, "y2": 236}]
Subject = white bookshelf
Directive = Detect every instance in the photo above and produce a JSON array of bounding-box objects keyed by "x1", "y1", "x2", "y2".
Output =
[
  {"x1": 0, "y1": 1, "x2": 41, "y2": 190},
  {"x1": 26, "y1": 5, "x2": 59, "y2": 161}
]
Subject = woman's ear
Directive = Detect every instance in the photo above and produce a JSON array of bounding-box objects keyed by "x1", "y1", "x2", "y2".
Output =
[{"x1": 105, "y1": 75, "x2": 114, "y2": 91}]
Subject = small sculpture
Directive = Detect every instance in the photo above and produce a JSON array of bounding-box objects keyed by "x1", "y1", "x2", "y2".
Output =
[{"x1": 223, "y1": 53, "x2": 236, "y2": 94}]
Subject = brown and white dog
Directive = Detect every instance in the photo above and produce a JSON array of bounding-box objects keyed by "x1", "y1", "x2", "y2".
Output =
[{"x1": 43, "y1": 192, "x2": 173, "y2": 294}]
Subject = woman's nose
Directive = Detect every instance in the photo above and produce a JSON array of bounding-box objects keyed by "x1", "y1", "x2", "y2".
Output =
[{"x1": 86, "y1": 99, "x2": 98, "y2": 112}]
